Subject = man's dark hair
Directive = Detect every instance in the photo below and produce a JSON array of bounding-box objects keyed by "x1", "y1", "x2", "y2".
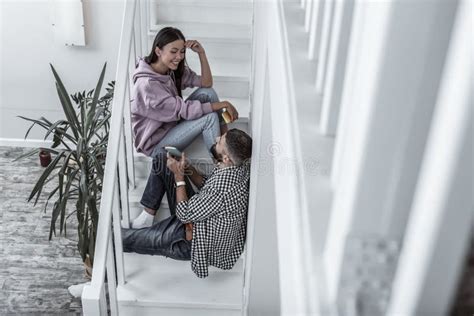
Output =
[{"x1": 225, "y1": 129, "x2": 252, "y2": 165}]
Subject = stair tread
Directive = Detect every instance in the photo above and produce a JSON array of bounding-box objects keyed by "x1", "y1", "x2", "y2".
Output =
[{"x1": 118, "y1": 253, "x2": 243, "y2": 308}]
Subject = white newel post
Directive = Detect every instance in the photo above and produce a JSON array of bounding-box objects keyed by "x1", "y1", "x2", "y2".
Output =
[
  {"x1": 387, "y1": 1, "x2": 473, "y2": 314},
  {"x1": 324, "y1": 0, "x2": 460, "y2": 314}
]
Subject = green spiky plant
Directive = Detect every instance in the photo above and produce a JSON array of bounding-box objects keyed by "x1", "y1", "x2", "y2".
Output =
[{"x1": 15, "y1": 63, "x2": 114, "y2": 270}]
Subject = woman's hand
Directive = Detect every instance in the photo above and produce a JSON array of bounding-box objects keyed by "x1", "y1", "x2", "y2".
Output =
[
  {"x1": 210, "y1": 101, "x2": 240, "y2": 122},
  {"x1": 167, "y1": 152, "x2": 187, "y2": 180},
  {"x1": 223, "y1": 101, "x2": 239, "y2": 121},
  {"x1": 185, "y1": 40, "x2": 205, "y2": 54}
]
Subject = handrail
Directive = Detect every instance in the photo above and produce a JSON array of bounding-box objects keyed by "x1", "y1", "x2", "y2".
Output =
[{"x1": 82, "y1": 0, "x2": 139, "y2": 314}]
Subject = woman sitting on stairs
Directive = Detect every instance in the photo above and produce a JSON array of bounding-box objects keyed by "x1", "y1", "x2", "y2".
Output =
[{"x1": 131, "y1": 27, "x2": 239, "y2": 228}]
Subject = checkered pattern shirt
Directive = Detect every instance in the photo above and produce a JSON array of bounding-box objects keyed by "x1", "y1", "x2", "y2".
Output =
[{"x1": 176, "y1": 162, "x2": 251, "y2": 278}]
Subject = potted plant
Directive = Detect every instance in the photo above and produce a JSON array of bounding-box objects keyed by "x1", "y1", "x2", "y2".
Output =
[{"x1": 15, "y1": 63, "x2": 114, "y2": 277}]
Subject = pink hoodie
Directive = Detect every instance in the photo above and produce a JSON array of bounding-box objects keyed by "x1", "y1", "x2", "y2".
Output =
[{"x1": 131, "y1": 58, "x2": 213, "y2": 156}]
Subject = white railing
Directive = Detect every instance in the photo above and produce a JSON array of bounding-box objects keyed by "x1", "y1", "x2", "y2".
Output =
[
  {"x1": 246, "y1": 0, "x2": 324, "y2": 314},
  {"x1": 81, "y1": 0, "x2": 148, "y2": 314}
]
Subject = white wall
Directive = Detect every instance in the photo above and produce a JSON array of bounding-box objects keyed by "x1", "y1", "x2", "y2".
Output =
[{"x1": 0, "y1": 0, "x2": 124, "y2": 144}]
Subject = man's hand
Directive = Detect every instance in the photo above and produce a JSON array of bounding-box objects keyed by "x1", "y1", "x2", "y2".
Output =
[{"x1": 167, "y1": 152, "x2": 187, "y2": 181}]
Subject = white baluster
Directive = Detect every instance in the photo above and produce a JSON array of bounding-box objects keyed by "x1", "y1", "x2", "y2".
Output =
[
  {"x1": 118, "y1": 112, "x2": 131, "y2": 228},
  {"x1": 304, "y1": 0, "x2": 314, "y2": 32},
  {"x1": 106, "y1": 231, "x2": 119, "y2": 315},
  {"x1": 308, "y1": 0, "x2": 324, "y2": 60},
  {"x1": 319, "y1": 0, "x2": 354, "y2": 136},
  {"x1": 113, "y1": 174, "x2": 126, "y2": 285},
  {"x1": 133, "y1": 3, "x2": 142, "y2": 59},
  {"x1": 140, "y1": 0, "x2": 149, "y2": 55},
  {"x1": 315, "y1": 0, "x2": 335, "y2": 93},
  {"x1": 124, "y1": 78, "x2": 136, "y2": 189},
  {"x1": 149, "y1": 0, "x2": 157, "y2": 26}
]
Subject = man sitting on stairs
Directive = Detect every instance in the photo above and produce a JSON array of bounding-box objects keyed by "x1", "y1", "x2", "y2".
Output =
[{"x1": 122, "y1": 128, "x2": 252, "y2": 278}]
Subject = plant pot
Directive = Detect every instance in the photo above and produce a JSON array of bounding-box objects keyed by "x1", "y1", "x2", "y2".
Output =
[{"x1": 39, "y1": 150, "x2": 52, "y2": 167}]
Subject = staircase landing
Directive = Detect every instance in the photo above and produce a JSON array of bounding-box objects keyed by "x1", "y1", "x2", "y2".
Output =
[{"x1": 117, "y1": 253, "x2": 243, "y2": 316}]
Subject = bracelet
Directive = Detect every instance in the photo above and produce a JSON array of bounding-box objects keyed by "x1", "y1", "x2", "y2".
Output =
[{"x1": 176, "y1": 181, "x2": 186, "y2": 188}]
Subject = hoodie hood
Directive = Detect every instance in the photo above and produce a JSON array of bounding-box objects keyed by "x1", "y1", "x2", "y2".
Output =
[{"x1": 133, "y1": 58, "x2": 172, "y2": 84}]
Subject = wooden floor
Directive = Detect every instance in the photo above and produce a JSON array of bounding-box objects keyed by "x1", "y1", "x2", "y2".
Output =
[{"x1": 0, "y1": 146, "x2": 85, "y2": 315}]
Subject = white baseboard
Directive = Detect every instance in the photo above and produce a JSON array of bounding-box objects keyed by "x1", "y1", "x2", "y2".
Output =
[{"x1": 0, "y1": 138, "x2": 54, "y2": 148}]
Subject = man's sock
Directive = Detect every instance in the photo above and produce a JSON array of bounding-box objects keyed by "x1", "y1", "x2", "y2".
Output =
[{"x1": 131, "y1": 210, "x2": 155, "y2": 229}]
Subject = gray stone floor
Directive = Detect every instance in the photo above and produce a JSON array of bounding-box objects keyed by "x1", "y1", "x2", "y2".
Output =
[{"x1": 0, "y1": 146, "x2": 85, "y2": 315}]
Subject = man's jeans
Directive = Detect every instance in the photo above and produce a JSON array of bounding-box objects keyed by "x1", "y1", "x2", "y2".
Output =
[
  {"x1": 141, "y1": 87, "x2": 220, "y2": 212},
  {"x1": 123, "y1": 153, "x2": 196, "y2": 259},
  {"x1": 122, "y1": 215, "x2": 191, "y2": 260},
  {"x1": 141, "y1": 152, "x2": 196, "y2": 214}
]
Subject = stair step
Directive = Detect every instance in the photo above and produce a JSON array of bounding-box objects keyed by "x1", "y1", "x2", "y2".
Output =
[
  {"x1": 153, "y1": 1, "x2": 253, "y2": 26},
  {"x1": 150, "y1": 22, "x2": 251, "y2": 43},
  {"x1": 210, "y1": 78, "x2": 249, "y2": 99},
  {"x1": 118, "y1": 253, "x2": 243, "y2": 315},
  {"x1": 186, "y1": 56, "x2": 250, "y2": 81}
]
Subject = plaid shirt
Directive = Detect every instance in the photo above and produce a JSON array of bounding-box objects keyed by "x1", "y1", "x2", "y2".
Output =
[{"x1": 176, "y1": 162, "x2": 251, "y2": 278}]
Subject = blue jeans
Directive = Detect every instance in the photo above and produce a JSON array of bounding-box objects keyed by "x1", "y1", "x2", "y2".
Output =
[
  {"x1": 150, "y1": 87, "x2": 221, "y2": 157},
  {"x1": 122, "y1": 215, "x2": 192, "y2": 260},
  {"x1": 141, "y1": 87, "x2": 220, "y2": 212}
]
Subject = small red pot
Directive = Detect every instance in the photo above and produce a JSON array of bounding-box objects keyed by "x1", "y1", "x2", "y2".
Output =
[{"x1": 39, "y1": 150, "x2": 52, "y2": 167}]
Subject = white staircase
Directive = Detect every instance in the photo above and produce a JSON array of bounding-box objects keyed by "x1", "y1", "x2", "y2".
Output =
[{"x1": 115, "y1": 0, "x2": 253, "y2": 314}]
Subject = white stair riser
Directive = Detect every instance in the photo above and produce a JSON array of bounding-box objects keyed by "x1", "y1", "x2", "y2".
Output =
[
  {"x1": 147, "y1": 37, "x2": 251, "y2": 61},
  {"x1": 186, "y1": 55, "x2": 250, "y2": 79},
  {"x1": 133, "y1": 160, "x2": 152, "y2": 179},
  {"x1": 118, "y1": 305, "x2": 241, "y2": 316},
  {"x1": 214, "y1": 79, "x2": 249, "y2": 98},
  {"x1": 154, "y1": 5, "x2": 252, "y2": 26}
]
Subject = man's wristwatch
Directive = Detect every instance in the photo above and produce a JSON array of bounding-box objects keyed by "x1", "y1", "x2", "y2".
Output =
[{"x1": 175, "y1": 181, "x2": 186, "y2": 188}]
